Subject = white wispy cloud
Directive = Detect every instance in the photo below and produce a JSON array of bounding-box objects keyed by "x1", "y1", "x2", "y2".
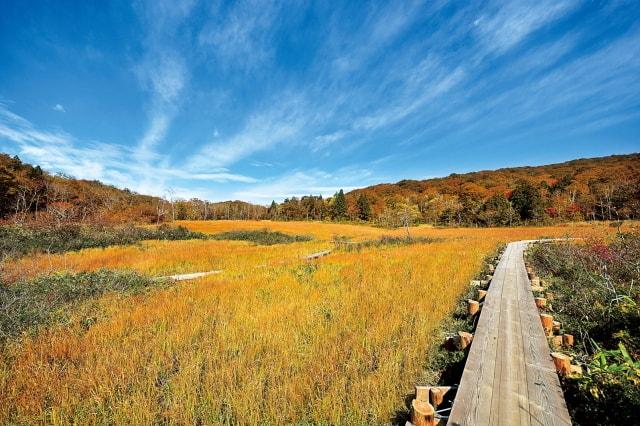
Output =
[
  {"x1": 473, "y1": 0, "x2": 578, "y2": 54},
  {"x1": 0, "y1": 103, "x2": 258, "y2": 197},
  {"x1": 188, "y1": 96, "x2": 306, "y2": 168},
  {"x1": 198, "y1": 0, "x2": 285, "y2": 70},
  {"x1": 52, "y1": 104, "x2": 66, "y2": 112}
]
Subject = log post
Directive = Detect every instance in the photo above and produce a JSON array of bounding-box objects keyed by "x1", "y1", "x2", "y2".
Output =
[
  {"x1": 467, "y1": 299, "x2": 480, "y2": 317},
  {"x1": 545, "y1": 291, "x2": 554, "y2": 301},
  {"x1": 488, "y1": 264, "x2": 495, "y2": 273},
  {"x1": 477, "y1": 289, "x2": 487, "y2": 301},
  {"x1": 531, "y1": 285, "x2": 544, "y2": 293},
  {"x1": 553, "y1": 321, "x2": 561, "y2": 334},
  {"x1": 415, "y1": 385, "x2": 430, "y2": 402},
  {"x1": 534, "y1": 297, "x2": 546, "y2": 309},
  {"x1": 562, "y1": 334, "x2": 574, "y2": 347},
  {"x1": 486, "y1": 274, "x2": 493, "y2": 281},
  {"x1": 470, "y1": 280, "x2": 481, "y2": 287},
  {"x1": 455, "y1": 331, "x2": 474, "y2": 350},
  {"x1": 551, "y1": 352, "x2": 572, "y2": 376},
  {"x1": 548, "y1": 335, "x2": 563, "y2": 348},
  {"x1": 531, "y1": 277, "x2": 540, "y2": 287},
  {"x1": 411, "y1": 399, "x2": 435, "y2": 426},
  {"x1": 540, "y1": 314, "x2": 554, "y2": 335}
]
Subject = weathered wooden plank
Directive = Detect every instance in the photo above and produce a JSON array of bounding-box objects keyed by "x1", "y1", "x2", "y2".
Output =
[
  {"x1": 157, "y1": 270, "x2": 222, "y2": 281},
  {"x1": 304, "y1": 250, "x2": 331, "y2": 260},
  {"x1": 448, "y1": 241, "x2": 571, "y2": 426}
]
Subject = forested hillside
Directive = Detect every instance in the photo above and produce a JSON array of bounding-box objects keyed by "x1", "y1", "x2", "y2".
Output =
[
  {"x1": 2, "y1": 152, "x2": 638, "y2": 226},
  {"x1": 0, "y1": 153, "x2": 266, "y2": 224},
  {"x1": 272, "y1": 154, "x2": 640, "y2": 225}
]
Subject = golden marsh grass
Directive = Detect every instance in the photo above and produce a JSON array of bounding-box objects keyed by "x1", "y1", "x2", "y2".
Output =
[{"x1": 0, "y1": 221, "x2": 622, "y2": 424}]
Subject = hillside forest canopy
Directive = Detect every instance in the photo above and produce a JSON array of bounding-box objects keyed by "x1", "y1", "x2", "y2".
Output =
[{"x1": 1, "y1": 152, "x2": 638, "y2": 227}]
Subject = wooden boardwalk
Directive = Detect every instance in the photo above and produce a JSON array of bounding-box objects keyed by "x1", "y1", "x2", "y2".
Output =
[{"x1": 448, "y1": 241, "x2": 571, "y2": 426}]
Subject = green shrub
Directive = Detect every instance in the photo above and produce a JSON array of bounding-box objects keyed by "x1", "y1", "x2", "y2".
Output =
[
  {"x1": 212, "y1": 229, "x2": 312, "y2": 245},
  {"x1": 0, "y1": 269, "x2": 169, "y2": 341},
  {"x1": 529, "y1": 232, "x2": 640, "y2": 424},
  {"x1": 0, "y1": 224, "x2": 207, "y2": 259},
  {"x1": 332, "y1": 235, "x2": 439, "y2": 251}
]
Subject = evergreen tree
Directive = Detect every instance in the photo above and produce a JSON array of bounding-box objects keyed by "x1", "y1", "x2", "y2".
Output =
[
  {"x1": 332, "y1": 189, "x2": 347, "y2": 220},
  {"x1": 356, "y1": 193, "x2": 372, "y2": 221},
  {"x1": 510, "y1": 181, "x2": 543, "y2": 222},
  {"x1": 267, "y1": 200, "x2": 278, "y2": 219}
]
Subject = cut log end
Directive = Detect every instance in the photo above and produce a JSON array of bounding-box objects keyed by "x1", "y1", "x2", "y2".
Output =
[
  {"x1": 411, "y1": 399, "x2": 435, "y2": 426},
  {"x1": 415, "y1": 385, "x2": 430, "y2": 402},
  {"x1": 540, "y1": 313, "x2": 554, "y2": 335},
  {"x1": 548, "y1": 335, "x2": 563, "y2": 348},
  {"x1": 534, "y1": 297, "x2": 547, "y2": 309},
  {"x1": 477, "y1": 289, "x2": 487, "y2": 301},
  {"x1": 562, "y1": 334, "x2": 574, "y2": 347},
  {"x1": 467, "y1": 299, "x2": 480, "y2": 316},
  {"x1": 551, "y1": 352, "x2": 572, "y2": 376},
  {"x1": 455, "y1": 331, "x2": 474, "y2": 350}
]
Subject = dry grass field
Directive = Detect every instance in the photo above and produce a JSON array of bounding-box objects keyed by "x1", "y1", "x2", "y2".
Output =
[{"x1": 0, "y1": 221, "x2": 626, "y2": 424}]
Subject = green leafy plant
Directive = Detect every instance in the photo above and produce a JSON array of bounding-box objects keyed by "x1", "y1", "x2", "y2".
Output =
[
  {"x1": 579, "y1": 342, "x2": 640, "y2": 399},
  {"x1": 212, "y1": 229, "x2": 312, "y2": 245},
  {"x1": 0, "y1": 269, "x2": 170, "y2": 341},
  {"x1": 0, "y1": 223, "x2": 208, "y2": 260}
]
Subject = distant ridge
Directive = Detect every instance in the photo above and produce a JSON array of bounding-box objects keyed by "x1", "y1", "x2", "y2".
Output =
[{"x1": 2, "y1": 152, "x2": 638, "y2": 225}]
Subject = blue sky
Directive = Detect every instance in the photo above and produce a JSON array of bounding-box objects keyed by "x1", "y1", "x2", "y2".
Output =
[{"x1": 0, "y1": 0, "x2": 639, "y2": 203}]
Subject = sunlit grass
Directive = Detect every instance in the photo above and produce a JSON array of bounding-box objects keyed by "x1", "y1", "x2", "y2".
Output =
[{"x1": 0, "y1": 220, "x2": 626, "y2": 424}]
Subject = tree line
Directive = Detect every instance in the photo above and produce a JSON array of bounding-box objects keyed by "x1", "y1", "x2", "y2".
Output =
[{"x1": 1, "y1": 152, "x2": 638, "y2": 227}]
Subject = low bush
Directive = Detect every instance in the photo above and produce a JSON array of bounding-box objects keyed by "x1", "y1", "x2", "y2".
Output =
[
  {"x1": 0, "y1": 269, "x2": 169, "y2": 341},
  {"x1": 332, "y1": 235, "x2": 440, "y2": 251},
  {"x1": 529, "y1": 232, "x2": 640, "y2": 424},
  {"x1": 211, "y1": 229, "x2": 312, "y2": 245},
  {"x1": 0, "y1": 223, "x2": 208, "y2": 259}
]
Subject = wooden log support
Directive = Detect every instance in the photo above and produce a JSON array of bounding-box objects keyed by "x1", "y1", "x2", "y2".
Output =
[
  {"x1": 488, "y1": 264, "x2": 495, "y2": 273},
  {"x1": 470, "y1": 280, "x2": 481, "y2": 287},
  {"x1": 545, "y1": 291, "x2": 555, "y2": 301},
  {"x1": 531, "y1": 285, "x2": 545, "y2": 293},
  {"x1": 467, "y1": 299, "x2": 480, "y2": 317},
  {"x1": 548, "y1": 335, "x2": 563, "y2": 348},
  {"x1": 551, "y1": 352, "x2": 572, "y2": 376},
  {"x1": 553, "y1": 321, "x2": 561, "y2": 334},
  {"x1": 485, "y1": 274, "x2": 493, "y2": 281},
  {"x1": 540, "y1": 313, "x2": 554, "y2": 336},
  {"x1": 562, "y1": 334, "x2": 574, "y2": 347},
  {"x1": 429, "y1": 386, "x2": 452, "y2": 410},
  {"x1": 528, "y1": 271, "x2": 536, "y2": 279},
  {"x1": 477, "y1": 289, "x2": 487, "y2": 301},
  {"x1": 531, "y1": 277, "x2": 541, "y2": 287},
  {"x1": 534, "y1": 297, "x2": 547, "y2": 309},
  {"x1": 415, "y1": 385, "x2": 430, "y2": 402},
  {"x1": 455, "y1": 331, "x2": 474, "y2": 350},
  {"x1": 480, "y1": 279, "x2": 489, "y2": 286},
  {"x1": 411, "y1": 399, "x2": 436, "y2": 426}
]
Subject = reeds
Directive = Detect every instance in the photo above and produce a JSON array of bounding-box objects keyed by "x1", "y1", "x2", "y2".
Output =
[{"x1": 0, "y1": 220, "x2": 621, "y2": 424}]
